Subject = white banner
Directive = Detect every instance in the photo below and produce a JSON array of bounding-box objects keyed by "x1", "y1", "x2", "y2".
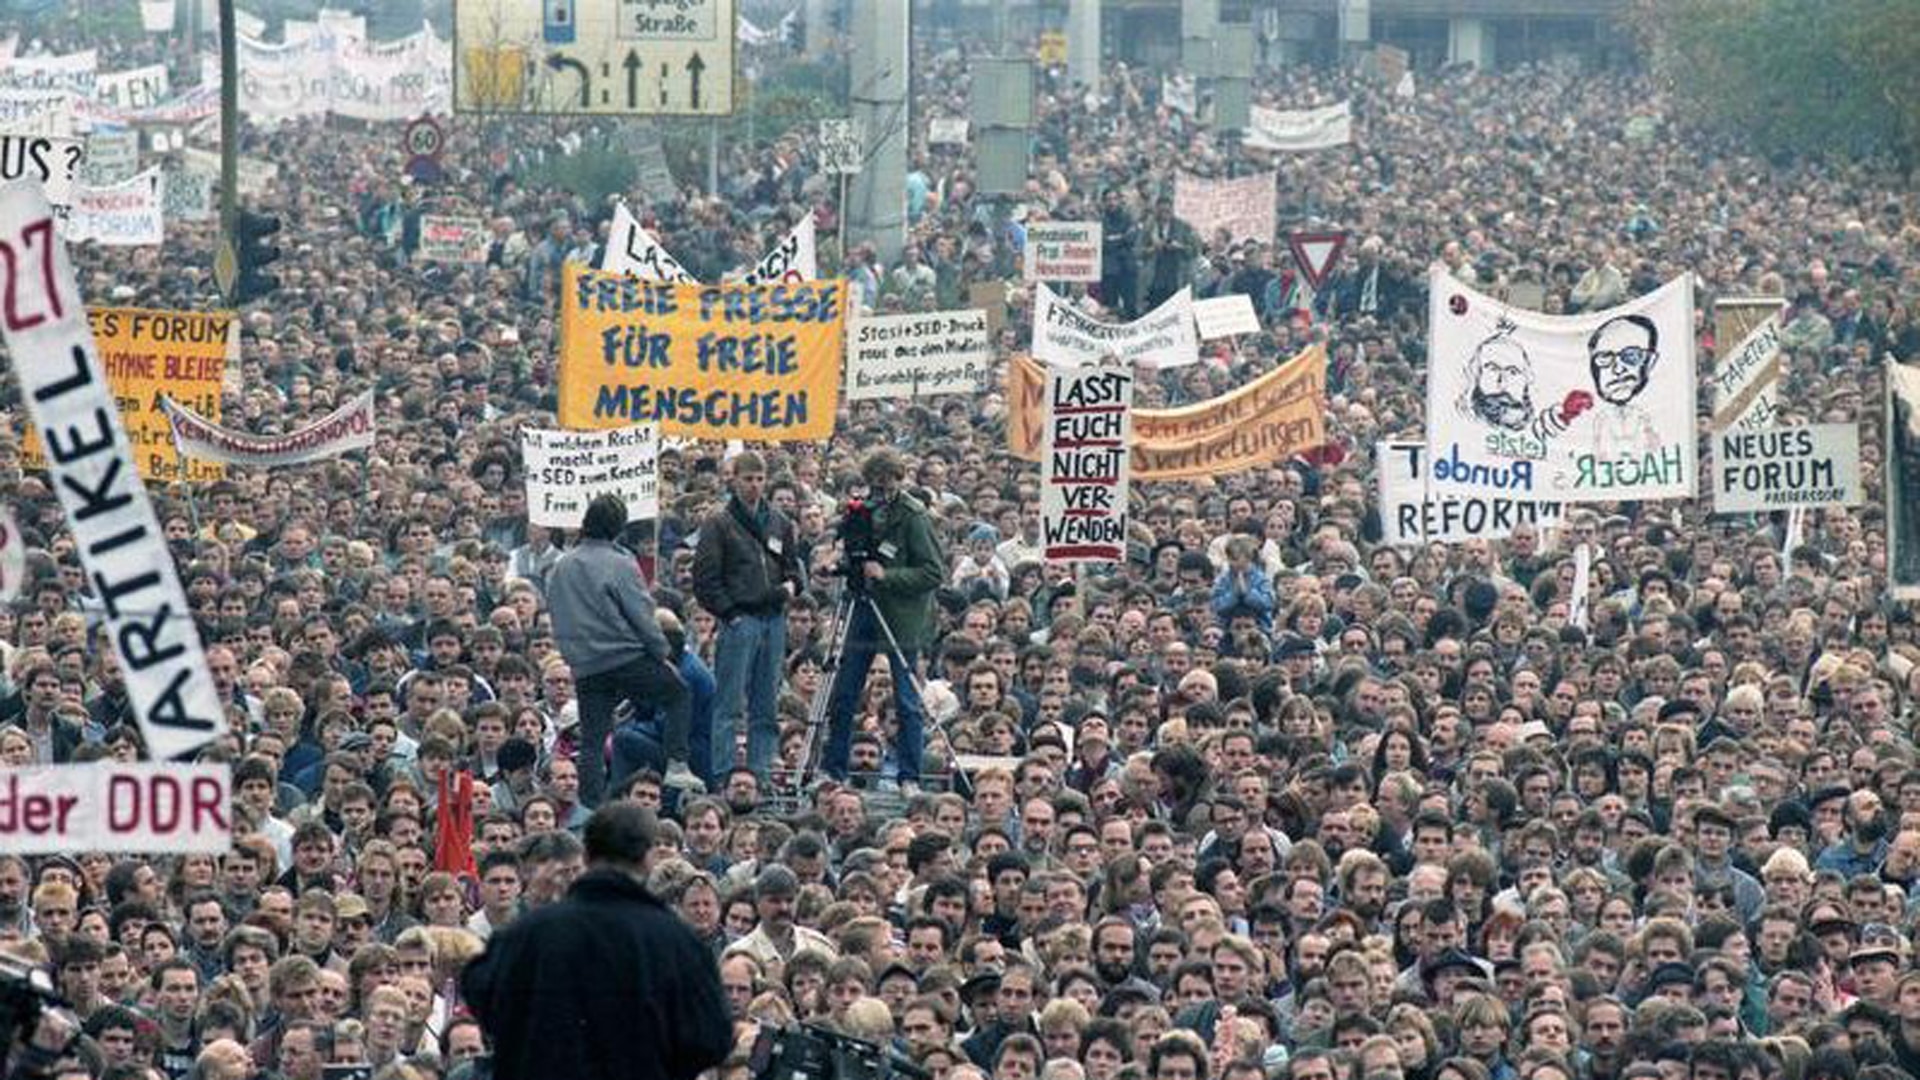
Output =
[
  {"x1": 1712, "y1": 424, "x2": 1863, "y2": 515},
  {"x1": 1024, "y1": 220, "x2": 1102, "y2": 282},
  {"x1": 0, "y1": 505, "x2": 23, "y2": 605},
  {"x1": 1712, "y1": 306, "x2": 1785, "y2": 432},
  {"x1": 419, "y1": 215, "x2": 491, "y2": 263},
  {"x1": 0, "y1": 763, "x2": 230, "y2": 854},
  {"x1": 928, "y1": 117, "x2": 969, "y2": 145},
  {"x1": 161, "y1": 168, "x2": 213, "y2": 222},
  {"x1": 1162, "y1": 74, "x2": 1196, "y2": 116},
  {"x1": 1034, "y1": 283, "x2": 1198, "y2": 370},
  {"x1": 181, "y1": 147, "x2": 276, "y2": 197},
  {"x1": 523, "y1": 426, "x2": 660, "y2": 527},
  {"x1": 1425, "y1": 266, "x2": 1697, "y2": 503},
  {"x1": 846, "y1": 309, "x2": 992, "y2": 400},
  {"x1": 1192, "y1": 294, "x2": 1261, "y2": 340},
  {"x1": 94, "y1": 65, "x2": 170, "y2": 111},
  {"x1": 1043, "y1": 364, "x2": 1132, "y2": 564},
  {"x1": 161, "y1": 391, "x2": 375, "y2": 467},
  {"x1": 0, "y1": 50, "x2": 98, "y2": 98},
  {"x1": 140, "y1": 0, "x2": 178, "y2": 33},
  {"x1": 1173, "y1": 172, "x2": 1277, "y2": 246},
  {"x1": 0, "y1": 135, "x2": 84, "y2": 216},
  {"x1": 818, "y1": 118, "x2": 864, "y2": 174},
  {"x1": 226, "y1": 25, "x2": 450, "y2": 124},
  {"x1": 0, "y1": 89, "x2": 82, "y2": 137},
  {"x1": 1243, "y1": 101, "x2": 1352, "y2": 152},
  {"x1": 604, "y1": 203, "x2": 818, "y2": 285},
  {"x1": 1889, "y1": 363, "x2": 1920, "y2": 599},
  {"x1": 65, "y1": 167, "x2": 164, "y2": 245},
  {"x1": 79, "y1": 126, "x2": 139, "y2": 185},
  {"x1": 1376, "y1": 440, "x2": 1561, "y2": 544},
  {"x1": 0, "y1": 185, "x2": 226, "y2": 761}
]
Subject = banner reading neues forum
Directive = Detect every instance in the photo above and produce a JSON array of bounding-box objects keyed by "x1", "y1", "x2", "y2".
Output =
[{"x1": 558, "y1": 265, "x2": 845, "y2": 443}]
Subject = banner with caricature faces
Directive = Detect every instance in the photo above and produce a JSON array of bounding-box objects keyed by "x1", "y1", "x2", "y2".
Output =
[{"x1": 1425, "y1": 266, "x2": 1696, "y2": 505}]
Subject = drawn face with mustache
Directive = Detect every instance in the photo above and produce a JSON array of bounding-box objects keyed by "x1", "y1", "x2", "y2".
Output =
[{"x1": 1467, "y1": 335, "x2": 1535, "y2": 430}]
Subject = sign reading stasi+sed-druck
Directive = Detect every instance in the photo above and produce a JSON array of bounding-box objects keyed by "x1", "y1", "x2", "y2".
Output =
[{"x1": 455, "y1": 0, "x2": 736, "y2": 117}]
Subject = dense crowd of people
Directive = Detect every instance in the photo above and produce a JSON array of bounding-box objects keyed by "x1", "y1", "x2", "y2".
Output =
[{"x1": 2, "y1": 8, "x2": 1920, "y2": 1080}]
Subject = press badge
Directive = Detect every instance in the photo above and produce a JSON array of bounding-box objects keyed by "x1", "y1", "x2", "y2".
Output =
[
  {"x1": 768, "y1": 538, "x2": 783, "y2": 555},
  {"x1": 878, "y1": 542, "x2": 898, "y2": 559}
]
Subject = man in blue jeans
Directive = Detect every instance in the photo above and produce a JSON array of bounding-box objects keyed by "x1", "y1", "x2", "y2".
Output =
[
  {"x1": 547, "y1": 494, "x2": 703, "y2": 801},
  {"x1": 693, "y1": 452, "x2": 801, "y2": 787},
  {"x1": 822, "y1": 449, "x2": 944, "y2": 791}
]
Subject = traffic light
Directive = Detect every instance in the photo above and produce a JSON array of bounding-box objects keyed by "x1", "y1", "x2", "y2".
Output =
[{"x1": 235, "y1": 211, "x2": 281, "y2": 304}]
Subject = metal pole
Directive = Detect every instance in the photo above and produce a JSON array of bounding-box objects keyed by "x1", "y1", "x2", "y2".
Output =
[
  {"x1": 217, "y1": 0, "x2": 239, "y2": 303},
  {"x1": 707, "y1": 120, "x2": 719, "y2": 197}
]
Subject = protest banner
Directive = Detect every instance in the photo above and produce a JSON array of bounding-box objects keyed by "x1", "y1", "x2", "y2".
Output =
[
  {"x1": 558, "y1": 266, "x2": 846, "y2": 443},
  {"x1": 928, "y1": 117, "x2": 969, "y2": 145},
  {"x1": 0, "y1": 88, "x2": 81, "y2": 136},
  {"x1": 0, "y1": 186, "x2": 227, "y2": 761},
  {"x1": 1162, "y1": 74, "x2": 1197, "y2": 116},
  {"x1": 1244, "y1": 101, "x2": 1351, "y2": 152},
  {"x1": 1192, "y1": 294, "x2": 1261, "y2": 340},
  {"x1": 1889, "y1": 363, "x2": 1920, "y2": 599},
  {"x1": 1173, "y1": 172, "x2": 1277, "y2": 246},
  {"x1": 0, "y1": 134, "x2": 84, "y2": 215},
  {"x1": 24, "y1": 307, "x2": 229, "y2": 482},
  {"x1": 605, "y1": 203, "x2": 818, "y2": 286},
  {"x1": 1712, "y1": 424, "x2": 1862, "y2": 514},
  {"x1": 160, "y1": 390, "x2": 374, "y2": 467},
  {"x1": 1023, "y1": 220, "x2": 1102, "y2": 282},
  {"x1": 1010, "y1": 344, "x2": 1327, "y2": 481},
  {"x1": 1711, "y1": 298, "x2": 1785, "y2": 432},
  {"x1": 0, "y1": 507, "x2": 22, "y2": 605},
  {"x1": 0, "y1": 49, "x2": 98, "y2": 98},
  {"x1": 182, "y1": 146, "x2": 277, "y2": 196},
  {"x1": 1376, "y1": 440, "x2": 1562, "y2": 544},
  {"x1": 161, "y1": 167, "x2": 213, "y2": 222},
  {"x1": 523, "y1": 426, "x2": 661, "y2": 527},
  {"x1": 1425, "y1": 266, "x2": 1696, "y2": 504},
  {"x1": 65, "y1": 167, "x2": 164, "y2": 246},
  {"x1": 95, "y1": 64, "x2": 170, "y2": 110},
  {"x1": 230, "y1": 25, "x2": 451, "y2": 125},
  {"x1": 1033, "y1": 283, "x2": 1198, "y2": 370},
  {"x1": 1043, "y1": 363, "x2": 1131, "y2": 563},
  {"x1": 846, "y1": 309, "x2": 992, "y2": 400},
  {"x1": 0, "y1": 763, "x2": 230, "y2": 855},
  {"x1": 79, "y1": 125, "x2": 139, "y2": 184},
  {"x1": 419, "y1": 215, "x2": 491, "y2": 263}
]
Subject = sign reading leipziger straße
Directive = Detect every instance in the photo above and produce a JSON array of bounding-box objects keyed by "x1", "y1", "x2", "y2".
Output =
[
  {"x1": 1711, "y1": 423, "x2": 1863, "y2": 515},
  {"x1": 0, "y1": 763, "x2": 231, "y2": 854},
  {"x1": 0, "y1": 183, "x2": 227, "y2": 762}
]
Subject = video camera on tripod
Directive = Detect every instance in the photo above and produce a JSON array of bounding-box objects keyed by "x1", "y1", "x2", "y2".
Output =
[
  {"x1": 0, "y1": 954, "x2": 81, "y2": 1080},
  {"x1": 831, "y1": 498, "x2": 880, "y2": 593},
  {"x1": 751, "y1": 1023, "x2": 929, "y2": 1080}
]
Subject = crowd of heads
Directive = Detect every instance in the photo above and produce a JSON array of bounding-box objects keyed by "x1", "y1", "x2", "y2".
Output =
[{"x1": 2, "y1": 10, "x2": 1920, "y2": 1080}]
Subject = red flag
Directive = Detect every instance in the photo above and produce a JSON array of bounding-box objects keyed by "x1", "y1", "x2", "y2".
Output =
[{"x1": 434, "y1": 770, "x2": 477, "y2": 878}]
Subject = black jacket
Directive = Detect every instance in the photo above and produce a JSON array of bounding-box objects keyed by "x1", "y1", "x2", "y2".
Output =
[
  {"x1": 692, "y1": 497, "x2": 801, "y2": 620},
  {"x1": 462, "y1": 868, "x2": 732, "y2": 1080}
]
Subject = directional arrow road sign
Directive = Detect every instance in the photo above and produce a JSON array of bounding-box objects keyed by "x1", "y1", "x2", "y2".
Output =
[{"x1": 455, "y1": 0, "x2": 736, "y2": 117}]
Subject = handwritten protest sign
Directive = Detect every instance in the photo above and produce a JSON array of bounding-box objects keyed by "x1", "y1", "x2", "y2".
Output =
[
  {"x1": 161, "y1": 391, "x2": 373, "y2": 467},
  {"x1": 419, "y1": 215, "x2": 490, "y2": 263},
  {"x1": 1009, "y1": 344, "x2": 1327, "y2": 480},
  {"x1": 0, "y1": 134, "x2": 84, "y2": 216},
  {"x1": 1043, "y1": 363, "x2": 1132, "y2": 563},
  {"x1": 846, "y1": 309, "x2": 991, "y2": 400},
  {"x1": 523, "y1": 426, "x2": 660, "y2": 526},
  {"x1": 1377, "y1": 440, "x2": 1561, "y2": 543},
  {"x1": 1034, "y1": 283, "x2": 1197, "y2": 369},
  {"x1": 161, "y1": 168, "x2": 213, "y2": 222},
  {"x1": 0, "y1": 88, "x2": 81, "y2": 136},
  {"x1": 1024, "y1": 221, "x2": 1102, "y2": 282},
  {"x1": 1192, "y1": 295, "x2": 1260, "y2": 339},
  {"x1": 558, "y1": 266, "x2": 845, "y2": 442},
  {"x1": 24, "y1": 307, "x2": 229, "y2": 481},
  {"x1": 1173, "y1": 172, "x2": 1277, "y2": 246},
  {"x1": 1243, "y1": 101, "x2": 1351, "y2": 151},
  {"x1": 79, "y1": 126, "x2": 139, "y2": 184},
  {"x1": 95, "y1": 64, "x2": 169, "y2": 110},
  {"x1": 1712, "y1": 424, "x2": 1862, "y2": 514},
  {"x1": 1712, "y1": 298, "x2": 1785, "y2": 432},
  {"x1": 65, "y1": 167, "x2": 163, "y2": 246}
]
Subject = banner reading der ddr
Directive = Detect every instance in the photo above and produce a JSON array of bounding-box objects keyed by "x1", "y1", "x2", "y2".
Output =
[
  {"x1": 558, "y1": 265, "x2": 845, "y2": 443},
  {"x1": 24, "y1": 307, "x2": 229, "y2": 482}
]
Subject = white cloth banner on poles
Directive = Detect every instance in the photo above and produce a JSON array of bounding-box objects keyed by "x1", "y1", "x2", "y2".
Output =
[
  {"x1": 0, "y1": 89, "x2": 82, "y2": 137},
  {"x1": 161, "y1": 391, "x2": 375, "y2": 467},
  {"x1": 65, "y1": 167, "x2": 164, "y2": 246},
  {"x1": 602, "y1": 202, "x2": 818, "y2": 285},
  {"x1": 1425, "y1": 265, "x2": 1697, "y2": 504},
  {"x1": 0, "y1": 185, "x2": 226, "y2": 761},
  {"x1": 0, "y1": 763, "x2": 231, "y2": 854},
  {"x1": 1173, "y1": 172, "x2": 1277, "y2": 246},
  {"x1": 224, "y1": 26, "x2": 450, "y2": 124},
  {"x1": 523, "y1": 426, "x2": 660, "y2": 527},
  {"x1": 1243, "y1": 101, "x2": 1351, "y2": 152},
  {"x1": 1042, "y1": 363, "x2": 1132, "y2": 564},
  {"x1": 94, "y1": 65, "x2": 170, "y2": 110},
  {"x1": 1033, "y1": 283, "x2": 1198, "y2": 370},
  {"x1": 0, "y1": 50, "x2": 98, "y2": 98}
]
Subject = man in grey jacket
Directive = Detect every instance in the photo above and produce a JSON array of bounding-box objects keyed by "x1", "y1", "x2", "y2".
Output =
[{"x1": 547, "y1": 494, "x2": 703, "y2": 801}]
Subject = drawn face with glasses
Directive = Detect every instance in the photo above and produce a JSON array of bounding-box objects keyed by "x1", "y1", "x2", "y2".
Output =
[{"x1": 1587, "y1": 315, "x2": 1660, "y2": 405}]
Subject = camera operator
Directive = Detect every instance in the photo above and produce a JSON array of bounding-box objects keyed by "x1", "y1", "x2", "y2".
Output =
[
  {"x1": 548, "y1": 494, "x2": 704, "y2": 802},
  {"x1": 694, "y1": 451, "x2": 803, "y2": 788},
  {"x1": 823, "y1": 449, "x2": 943, "y2": 791}
]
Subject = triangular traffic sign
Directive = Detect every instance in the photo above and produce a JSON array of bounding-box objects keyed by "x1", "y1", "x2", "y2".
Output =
[{"x1": 1287, "y1": 231, "x2": 1348, "y2": 292}]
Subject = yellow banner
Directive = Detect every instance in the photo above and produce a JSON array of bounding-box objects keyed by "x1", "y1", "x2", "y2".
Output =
[
  {"x1": 558, "y1": 265, "x2": 845, "y2": 442},
  {"x1": 1009, "y1": 344, "x2": 1327, "y2": 480},
  {"x1": 25, "y1": 308, "x2": 229, "y2": 482}
]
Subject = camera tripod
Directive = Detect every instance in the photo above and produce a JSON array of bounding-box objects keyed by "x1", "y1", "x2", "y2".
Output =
[{"x1": 791, "y1": 578, "x2": 953, "y2": 796}]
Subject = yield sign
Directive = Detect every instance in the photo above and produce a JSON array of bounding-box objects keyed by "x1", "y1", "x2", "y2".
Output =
[{"x1": 1288, "y1": 231, "x2": 1348, "y2": 292}]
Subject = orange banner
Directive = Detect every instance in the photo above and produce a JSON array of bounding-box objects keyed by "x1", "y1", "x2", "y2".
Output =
[{"x1": 1008, "y1": 344, "x2": 1326, "y2": 480}]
